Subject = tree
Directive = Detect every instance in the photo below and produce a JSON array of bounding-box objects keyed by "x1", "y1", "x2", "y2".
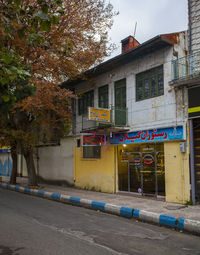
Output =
[{"x1": 0, "y1": 0, "x2": 116, "y2": 186}]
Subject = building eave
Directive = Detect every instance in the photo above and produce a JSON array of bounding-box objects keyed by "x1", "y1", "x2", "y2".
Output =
[{"x1": 62, "y1": 32, "x2": 185, "y2": 89}]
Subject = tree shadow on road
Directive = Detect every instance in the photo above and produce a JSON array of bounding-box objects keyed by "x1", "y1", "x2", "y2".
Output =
[{"x1": 0, "y1": 245, "x2": 25, "y2": 255}]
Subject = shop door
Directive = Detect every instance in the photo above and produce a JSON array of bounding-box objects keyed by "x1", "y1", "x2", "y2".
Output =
[
  {"x1": 193, "y1": 118, "x2": 200, "y2": 201},
  {"x1": 114, "y1": 79, "x2": 126, "y2": 126},
  {"x1": 122, "y1": 150, "x2": 165, "y2": 196},
  {"x1": 156, "y1": 151, "x2": 165, "y2": 196},
  {"x1": 118, "y1": 144, "x2": 165, "y2": 197},
  {"x1": 141, "y1": 152, "x2": 156, "y2": 195},
  {"x1": 128, "y1": 153, "x2": 142, "y2": 193}
]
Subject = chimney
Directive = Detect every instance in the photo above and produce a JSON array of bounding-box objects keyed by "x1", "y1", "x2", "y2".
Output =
[{"x1": 121, "y1": 36, "x2": 140, "y2": 53}]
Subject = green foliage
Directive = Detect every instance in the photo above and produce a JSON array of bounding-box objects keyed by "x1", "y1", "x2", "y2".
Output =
[
  {"x1": 0, "y1": 0, "x2": 64, "y2": 108},
  {"x1": 0, "y1": 49, "x2": 33, "y2": 110},
  {"x1": 185, "y1": 200, "x2": 193, "y2": 206}
]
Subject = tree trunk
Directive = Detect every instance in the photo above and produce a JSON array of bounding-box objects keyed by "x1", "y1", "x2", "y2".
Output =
[
  {"x1": 10, "y1": 145, "x2": 17, "y2": 185},
  {"x1": 24, "y1": 148, "x2": 38, "y2": 186}
]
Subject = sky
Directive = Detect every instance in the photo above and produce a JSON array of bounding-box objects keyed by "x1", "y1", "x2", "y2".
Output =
[{"x1": 107, "y1": 0, "x2": 188, "y2": 58}]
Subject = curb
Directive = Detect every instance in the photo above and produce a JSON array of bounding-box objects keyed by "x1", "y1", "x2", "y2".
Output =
[{"x1": 1, "y1": 182, "x2": 200, "y2": 236}]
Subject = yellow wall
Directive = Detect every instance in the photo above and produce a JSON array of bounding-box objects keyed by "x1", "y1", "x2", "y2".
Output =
[
  {"x1": 74, "y1": 145, "x2": 116, "y2": 193},
  {"x1": 164, "y1": 142, "x2": 190, "y2": 204}
]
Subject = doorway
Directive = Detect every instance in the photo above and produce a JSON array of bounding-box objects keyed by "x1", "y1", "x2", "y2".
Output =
[
  {"x1": 193, "y1": 118, "x2": 200, "y2": 201},
  {"x1": 118, "y1": 143, "x2": 165, "y2": 197}
]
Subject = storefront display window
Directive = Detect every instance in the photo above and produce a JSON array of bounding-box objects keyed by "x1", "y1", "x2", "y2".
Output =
[{"x1": 118, "y1": 143, "x2": 165, "y2": 197}]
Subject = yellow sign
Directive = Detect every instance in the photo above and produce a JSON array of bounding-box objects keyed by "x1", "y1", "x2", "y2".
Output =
[
  {"x1": 0, "y1": 146, "x2": 10, "y2": 152},
  {"x1": 88, "y1": 107, "x2": 111, "y2": 123},
  {"x1": 188, "y1": 106, "x2": 200, "y2": 113}
]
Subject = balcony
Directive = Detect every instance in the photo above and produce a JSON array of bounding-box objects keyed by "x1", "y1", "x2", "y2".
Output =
[
  {"x1": 170, "y1": 51, "x2": 200, "y2": 87},
  {"x1": 81, "y1": 106, "x2": 129, "y2": 134}
]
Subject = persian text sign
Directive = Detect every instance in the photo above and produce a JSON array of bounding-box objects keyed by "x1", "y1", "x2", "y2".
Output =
[
  {"x1": 110, "y1": 126, "x2": 184, "y2": 145},
  {"x1": 82, "y1": 133, "x2": 106, "y2": 146},
  {"x1": 88, "y1": 107, "x2": 111, "y2": 123}
]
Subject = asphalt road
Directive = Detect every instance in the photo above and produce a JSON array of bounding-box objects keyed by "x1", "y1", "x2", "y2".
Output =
[{"x1": 0, "y1": 189, "x2": 200, "y2": 255}]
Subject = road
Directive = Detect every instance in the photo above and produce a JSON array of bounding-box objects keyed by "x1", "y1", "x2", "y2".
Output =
[{"x1": 0, "y1": 189, "x2": 200, "y2": 255}]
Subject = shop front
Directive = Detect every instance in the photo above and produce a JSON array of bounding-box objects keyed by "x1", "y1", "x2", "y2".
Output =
[
  {"x1": 110, "y1": 126, "x2": 185, "y2": 199},
  {"x1": 76, "y1": 125, "x2": 190, "y2": 203},
  {"x1": 188, "y1": 85, "x2": 200, "y2": 203},
  {"x1": 0, "y1": 147, "x2": 12, "y2": 176},
  {"x1": 117, "y1": 143, "x2": 165, "y2": 197}
]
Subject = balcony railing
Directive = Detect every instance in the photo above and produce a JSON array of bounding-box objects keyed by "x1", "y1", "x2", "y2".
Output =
[
  {"x1": 171, "y1": 51, "x2": 200, "y2": 81},
  {"x1": 81, "y1": 106, "x2": 128, "y2": 132}
]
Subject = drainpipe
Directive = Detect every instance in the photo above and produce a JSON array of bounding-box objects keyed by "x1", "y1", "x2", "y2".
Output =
[{"x1": 189, "y1": 119, "x2": 196, "y2": 204}]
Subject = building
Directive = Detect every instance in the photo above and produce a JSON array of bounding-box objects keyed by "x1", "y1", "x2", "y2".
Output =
[
  {"x1": 64, "y1": 31, "x2": 190, "y2": 204},
  {"x1": 0, "y1": 147, "x2": 12, "y2": 177},
  {"x1": 170, "y1": 0, "x2": 200, "y2": 204}
]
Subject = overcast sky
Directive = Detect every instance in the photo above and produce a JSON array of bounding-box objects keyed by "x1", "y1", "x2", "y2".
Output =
[{"x1": 107, "y1": 0, "x2": 188, "y2": 58}]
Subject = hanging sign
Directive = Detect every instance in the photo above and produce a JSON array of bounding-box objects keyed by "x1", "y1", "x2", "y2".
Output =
[
  {"x1": 143, "y1": 154, "x2": 154, "y2": 165},
  {"x1": 110, "y1": 126, "x2": 184, "y2": 145},
  {"x1": 82, "y1": 133, "x2": 106, "y2": 146},
  {"x1": 88, "y1": 107, "x2": 111, "y2": 123}
]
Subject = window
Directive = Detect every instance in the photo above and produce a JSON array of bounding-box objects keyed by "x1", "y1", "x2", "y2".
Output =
[
  {"x1": 83, "y1": 146, "x2": 101, "y2": 158},
  {"x1": 77, "y1": 139, "x2": 81, "y2": 147},
  {"x1": 136, "y1": 65, "x2": 164, "y2": 101},
  {"x1": 115, "y1": 79, "x2": 127, "y2": 126},
  {"x1": 78, "y1": 90, "x2": 94, "y2": 115},
  {"x1": 98, "y1": 85, "x2": 108, "y2": 108}
]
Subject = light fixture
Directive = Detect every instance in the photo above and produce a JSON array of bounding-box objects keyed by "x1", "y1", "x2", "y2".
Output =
[{"x1": 123, "y1": 144, "x2": 127, "y2": 147}]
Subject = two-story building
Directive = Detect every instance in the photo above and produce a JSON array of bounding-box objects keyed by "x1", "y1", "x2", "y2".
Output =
[{"x1": 64, "y1": 31, "x2": 190, "y2": 204}]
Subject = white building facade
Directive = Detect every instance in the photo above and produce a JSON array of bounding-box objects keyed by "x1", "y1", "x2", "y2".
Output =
[{"x1": 67, "y1": 32, "x2": 191, "y2": 204}]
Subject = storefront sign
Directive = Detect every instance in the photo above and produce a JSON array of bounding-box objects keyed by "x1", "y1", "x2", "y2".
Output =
[
  {"x1": 110, "y1": 126, "x2": 184, "y2": 145},
  {"x1": 82, "y1": 133, "x2": 106, "y2": 146},
  {"x1": 0, "y1": 147, "x2": 10, "y2": 153},
  {"x1": 88, "y1": 107, "x2": 111, "y2": 123}
]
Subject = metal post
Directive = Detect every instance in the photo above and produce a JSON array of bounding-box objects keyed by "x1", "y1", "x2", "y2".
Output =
[
  {"x1": 155, "y1": 151, "x2": 158, "y2": 197},
  {"x1": 128, "y1": 162, "x2": 130, "y2": 192},
  {"x1": 141, "y1": 153, "x2": 144, "y2": 195},
  {"x1": 189, "y1": 119, "x2": 196, "y2": 204}
]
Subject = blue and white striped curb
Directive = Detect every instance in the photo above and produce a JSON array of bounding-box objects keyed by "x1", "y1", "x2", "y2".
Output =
[{"x1": 1, "y1": 182, "x2": 200, "y2": 236}]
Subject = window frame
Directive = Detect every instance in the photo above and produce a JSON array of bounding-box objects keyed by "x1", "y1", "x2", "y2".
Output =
[
  {"x1": 136, "y1": 65, "x2": 164, "y2": 101},
  {"x1": 78, "y1": 90, "x2": 94, "y2": 115},
  {"x1": 83, "y1": 146, "x2": 101, "y2": 159},
  {"x1": 98, "y1": 84, "x2": 109, "y2": 109}
]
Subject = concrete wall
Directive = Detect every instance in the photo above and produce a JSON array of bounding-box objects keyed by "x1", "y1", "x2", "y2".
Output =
[
  {"x1": 164, "y1": 141, "x2": 190, "y2": 203},
  {"x1": 0, "y1": 153, "x2": 28, "y2": 178},
  {"x1": 189, "y1": 0, "x2": 200, "y2": 52},
  {"x1": 74, "y1": 145, "x2": 116, "y2": 193},
  {"x1": 18, "y1": 154, "x2": 28, "y2": 177},
  {"x1": 0, "y1": 152, "x2": 12, "y2": 176},
  {"x1": 37, "y1": 137, "x2": 75, "y2": 185}
]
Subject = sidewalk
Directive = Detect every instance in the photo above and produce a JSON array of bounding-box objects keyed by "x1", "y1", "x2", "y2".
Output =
[{"x1": 1, "y1": 176, "x2": 200, "y2": 235}]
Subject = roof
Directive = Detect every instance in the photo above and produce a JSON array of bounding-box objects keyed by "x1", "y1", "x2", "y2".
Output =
[{"x1": 63, "y1": 32, "x2": 184, "y2": 88}]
